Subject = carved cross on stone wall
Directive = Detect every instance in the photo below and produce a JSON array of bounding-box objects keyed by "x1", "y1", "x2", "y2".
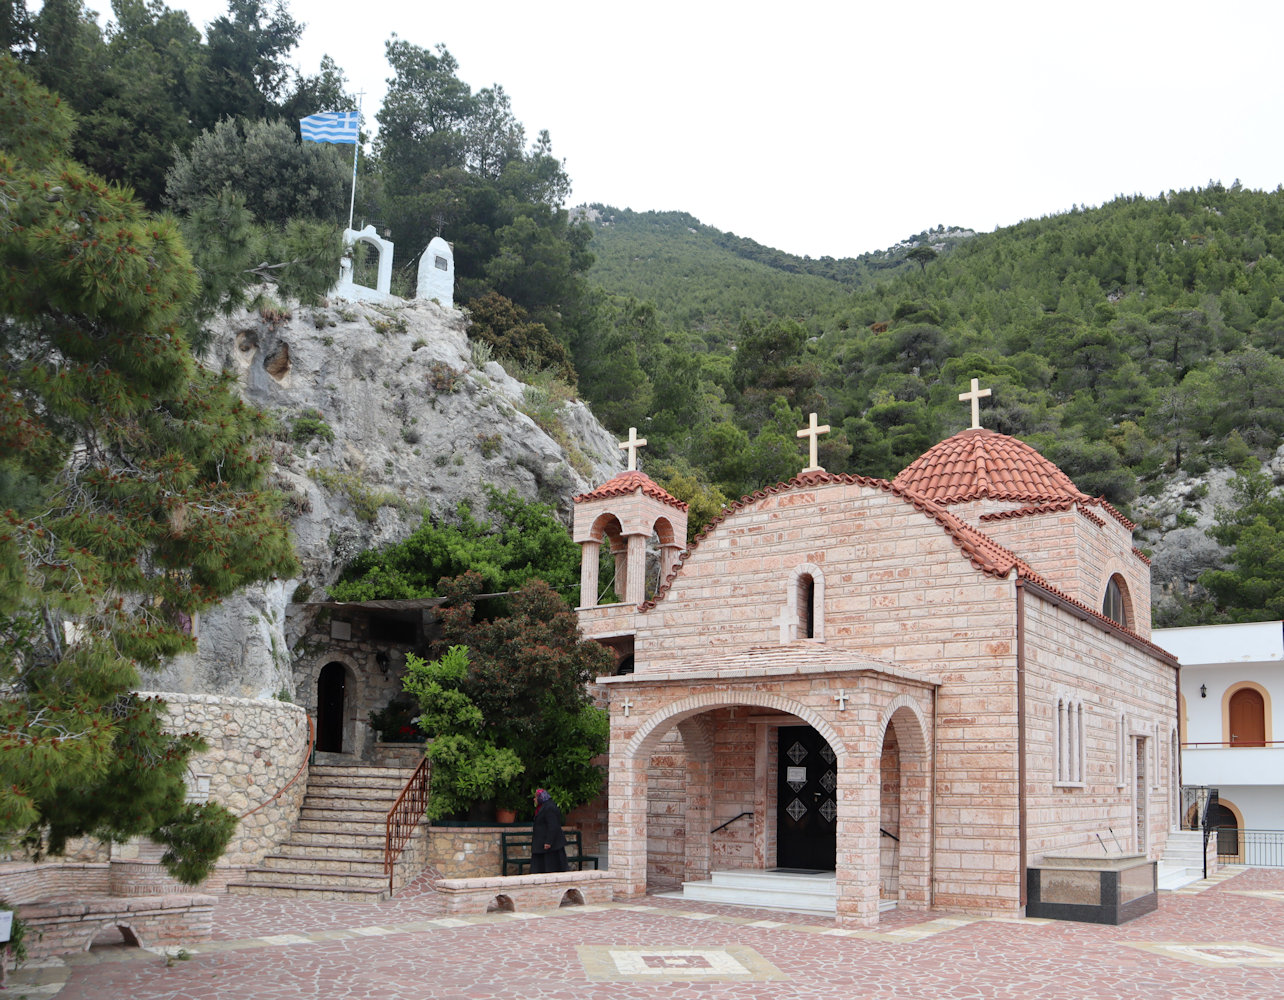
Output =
[
  {"x1": 796, "y1": 412, "x2": 830, "y2": 474},
  {"x1": 621, "y1": 697, "x2": 635, "y2": 717},
  {"x1": 619, "y1": 427, "x2": 647, "y2": 471},
  {"x1": 834, "y1": 690, "x2": 848, "y2": 711},
  {"x1": 959, "y1": 377, "x2": 992, "y2": 430}
]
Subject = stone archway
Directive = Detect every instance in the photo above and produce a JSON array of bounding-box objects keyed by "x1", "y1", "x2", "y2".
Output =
[{"x1": 877, "y1": 697, "x2": 932, "y2": 911}]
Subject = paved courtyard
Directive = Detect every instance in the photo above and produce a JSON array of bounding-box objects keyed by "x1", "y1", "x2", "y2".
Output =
[{"x1": 13, "y1": 867, "x2": 1284, "y2": 999}]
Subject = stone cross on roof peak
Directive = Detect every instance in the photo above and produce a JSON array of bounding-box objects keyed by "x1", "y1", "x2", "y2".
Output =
[
  {"x1": 619, "y1": 427, "x2": 647, "y2": 472},
  {"x1": 796, "y1": 412, "x2": 830, "y2": 474},
  {"x1": 959, "y1": 377, "x2": 992, "y2": 430}
]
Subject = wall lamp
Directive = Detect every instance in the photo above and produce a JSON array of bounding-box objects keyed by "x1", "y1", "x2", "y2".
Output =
[{"x1": 1200, "y1": 684, "x2": 1207, "y2": 698}]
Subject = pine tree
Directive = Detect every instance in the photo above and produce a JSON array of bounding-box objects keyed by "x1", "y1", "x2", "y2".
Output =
[{"x1": 0, "y1": 56, "x2": 296, "y2": 876}]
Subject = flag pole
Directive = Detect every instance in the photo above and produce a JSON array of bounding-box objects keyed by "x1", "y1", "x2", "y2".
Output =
[{"x1": 347, "y1": 92, "x2": 363, "y2": 232}]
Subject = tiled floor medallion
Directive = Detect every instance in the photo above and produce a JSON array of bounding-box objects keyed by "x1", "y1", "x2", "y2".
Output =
[
  {"x1": 1128, "y1": 941, "x2": 1284, "y2": 967},
  {"x1": 577, "y1": 944, "x2": 786, "y2": 982}
]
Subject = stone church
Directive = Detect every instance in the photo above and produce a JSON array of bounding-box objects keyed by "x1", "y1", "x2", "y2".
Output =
[{"x1": 572, "y1": 389, "x2": 1179, "y2": 927}]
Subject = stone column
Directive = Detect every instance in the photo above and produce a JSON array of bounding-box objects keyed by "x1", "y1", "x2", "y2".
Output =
[
  {"x1": 579, "y1": 540, "x2": 600, "y2": 609},
  {"x1": 835, "y1": 742, "x2": 881, "y2": 928},
  {"x1": 611, "y1": 540, "x2": 628, "y2": 602},
  {"x1": 609, "y1": 732, "x2": 648, "y2": 899},
  {"x1": 625, "y1": 533, "x2": 647, "y2": 605}
]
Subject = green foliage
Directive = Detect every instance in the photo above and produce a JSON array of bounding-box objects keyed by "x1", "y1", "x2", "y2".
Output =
[
  {"x1": 153, "y1": 800, "x2": 239, "y2": 885},
  {"x1": 407, "y1": 575, "x2": 611, "y2": 819},
  {"x1": 466, "y1": 290, "x2": 576, "y2": 383},
  {"x1": 289, "y1": 408, "x2": 334, "y2": 444},
  {"x1": 307, "y1": 468, "x2": 402, "y2": 523},
  {"x1": 368, "y1": 693, "x2": 426, "y2": 743},
  {"x1": 330, "y1": 485, "x2": 580, "y2": 603},
  {"x1": 1199, "y1": 469, "x2": 1284, "y2": 622},
  {"x1": 0, "y1": 57, "x2": 296, "y2": 867},
  {"x1": 165, "y1": 117, "x2": 350, "y2": 226}
]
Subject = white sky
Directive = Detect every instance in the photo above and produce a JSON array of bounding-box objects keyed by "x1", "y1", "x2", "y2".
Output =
[{"x1": 99, "y1": 0, "x2": 1284, "y2": 258}]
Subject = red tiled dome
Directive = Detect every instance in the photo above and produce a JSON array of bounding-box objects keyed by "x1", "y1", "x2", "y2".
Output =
[
  {"x1": 573, "y1": 470, "x2": 688, "y2": 511},
  {"x1": 892, "y1": 428, "x2": 1087, "y2": 505}
]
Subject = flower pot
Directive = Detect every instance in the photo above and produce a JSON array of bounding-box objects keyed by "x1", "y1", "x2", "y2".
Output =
[{"x1": 495, "y1": 808, "x2": 517, "y2": 824}]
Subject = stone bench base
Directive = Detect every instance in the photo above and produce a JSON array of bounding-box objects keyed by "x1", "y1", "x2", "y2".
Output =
[
  {"x1": 18, "y1": 893, "x2": 216, "y2": 960},
  {"x1": 434, "y1": 868, "x2": 621, "y2": 914}
]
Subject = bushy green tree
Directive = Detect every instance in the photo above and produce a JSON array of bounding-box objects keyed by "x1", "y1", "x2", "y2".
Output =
[
  {"x1": 406, "y1": 575, "x2": 612, "y2": 819},
  {"x1": 165, "y1": 117, "x2": 350, "y2": 226},
  {"x1": 329, "y1": 485, "x2": 580, "y2": 604},
  {"x1": 1199, "y1": 468, "x2": 1284, "y2": 622},
  {"x1": 0, "y1": 56, "x2": 296, "y2": 875}
]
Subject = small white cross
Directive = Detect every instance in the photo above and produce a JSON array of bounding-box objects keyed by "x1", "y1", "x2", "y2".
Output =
[
  {"x1": 621, "y1": 697, "x2": 635, "y2": 717},
  {"x1": 833, "y1": 690, "x2": 848, "y2": 711},
  {"x1": 959, "y1": 377, "x2": 992, "y2": 430},
  {"x1": 796, "y1": 412, "x2": 831, "y2": 473},
  {"x1": 619, "y1": 427, "x2": 647, "y2": 471}
]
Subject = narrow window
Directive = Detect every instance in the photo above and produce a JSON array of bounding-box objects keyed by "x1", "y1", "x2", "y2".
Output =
[{"x1": 798, "y1": 573, "x2": 815, "y2": 639}]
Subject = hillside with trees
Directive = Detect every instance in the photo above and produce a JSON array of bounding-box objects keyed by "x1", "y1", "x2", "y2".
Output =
[{"x1": 7, "y1": 0, "x2": 1284, "y2": 634}]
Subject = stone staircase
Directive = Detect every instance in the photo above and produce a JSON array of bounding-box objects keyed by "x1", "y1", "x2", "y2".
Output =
[
  {"x1": 1157, "y1": 829, "x2": 1206, "y2": 889},
  {"x1": 228, "y1": 762, "x2": 419, "y2": 901}
]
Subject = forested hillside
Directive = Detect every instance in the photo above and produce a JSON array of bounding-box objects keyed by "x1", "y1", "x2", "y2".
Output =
[
  {"x1": 577, "y1": 188, "x2": 1284, "y2": 626},
  {"x1": 6, "y1": 0, "x2": 1284, "y2": 631}
]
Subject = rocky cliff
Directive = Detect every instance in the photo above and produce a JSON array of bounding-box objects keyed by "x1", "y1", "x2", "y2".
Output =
[{"x1": 151, "y1": 296, "x2": 622, "y2": 698}]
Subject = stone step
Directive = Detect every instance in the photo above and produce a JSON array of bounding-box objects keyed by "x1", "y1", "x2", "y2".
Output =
[
  {"x1": 239, "y1": 866, "x2": 389, "y2": 890},
  {"x1": 227, "y1": 881, "x2": 388, "y2": 902},
  {"x1": 308, "y1": 765, "x2": 418, "y2": 783},
  {"x1": 681, "y1": 869, "x2": 837, "y2": 914},
  {"x1": 303, "y1": 790, "x2": 402, "y2": 809},
  {"x1": 299, "y1": 804, "x2": 392, "y2": 824},
  {"x1": 307, "y1": 773, "x2": 413, "y2": 791},
  {"x1": 293, "y1": 819, "x2": 388, "y2": 838},
  {"x1": 1157, "y1": 864, "x2": 1204, "y2": 890},
  {"x1": 289, "y1": 831, "x2": 389, "y2": 851},
  {"x1": 258, "y1": 852, "x2": 388, "y2": 874}
]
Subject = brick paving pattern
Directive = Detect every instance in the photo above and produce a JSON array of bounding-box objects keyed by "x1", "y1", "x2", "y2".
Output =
[{"x1": 14, "y1": 867, "x2": 1284, "y2": 999}]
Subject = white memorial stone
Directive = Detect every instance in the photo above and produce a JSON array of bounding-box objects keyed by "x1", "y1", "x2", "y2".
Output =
[{"x1": 416, "y1": 236, "x2": 455, "y2": 307}]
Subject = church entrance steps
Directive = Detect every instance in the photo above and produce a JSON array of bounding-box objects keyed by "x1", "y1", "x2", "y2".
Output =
[
  {"x1": 678, "y1": 868, "x2": 838, "y2": 914},
  {"x1": 228, "y1": 761, "x2": 422, "y2": 902},
  {"x1": 1157, "y1": 830, "x2": 1207, "y2": 889}
]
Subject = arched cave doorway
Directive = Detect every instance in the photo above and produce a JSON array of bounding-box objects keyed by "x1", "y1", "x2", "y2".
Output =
[{"x1": 316, "y1": 661, "x2": 348, "y2": 753}]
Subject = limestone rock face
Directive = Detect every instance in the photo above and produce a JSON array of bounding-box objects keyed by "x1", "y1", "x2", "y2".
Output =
[{"x1": 149, "y1": 297, "x2": 621, "y2": 698}]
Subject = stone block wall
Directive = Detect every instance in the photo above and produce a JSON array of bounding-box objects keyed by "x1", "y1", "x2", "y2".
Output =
[
  {"x1": 18, "y1": 894, "x2": 215, "y2": 960},
  {"x1": 141, "y1": 692, "x2": 311, "y2": 870}
]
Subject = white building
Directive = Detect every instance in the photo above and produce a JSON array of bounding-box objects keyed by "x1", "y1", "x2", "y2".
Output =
[{"x1": 1155, "y1": 620, "x2": 1284, "y2": 849}]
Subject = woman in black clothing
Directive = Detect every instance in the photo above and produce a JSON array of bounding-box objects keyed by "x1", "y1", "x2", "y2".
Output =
[{"x1": 531, "y1": 788, "x2": 568, "y2": 873}]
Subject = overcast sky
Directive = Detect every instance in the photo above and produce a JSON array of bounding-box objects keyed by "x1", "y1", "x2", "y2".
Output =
[{"x1": 113, "y1": 1, "x2": 1284, "y2": 258}]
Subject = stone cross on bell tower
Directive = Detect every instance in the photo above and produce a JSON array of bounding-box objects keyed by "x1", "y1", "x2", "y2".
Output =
[
  {"x1": 959, "y1": 377, "x2": 992, "y2": 430},
  {"x1": 619, "y1": 427, "x2": 647, "y2": 471}
]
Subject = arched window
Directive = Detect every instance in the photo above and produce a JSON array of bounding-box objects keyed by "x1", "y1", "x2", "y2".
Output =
[
  {"x1": 798, "y1": 573, "x2": 815, "y2": 639},
  {"x1": 1102, "y1": 574, "x2": 1128, "y2": 627},
  {"x1": 783, "y1": 563, "x2": 825, "y2": 643}
]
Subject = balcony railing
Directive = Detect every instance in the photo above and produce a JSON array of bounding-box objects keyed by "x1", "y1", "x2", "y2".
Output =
[
  {"x1": 1215, "y1": 829, "x2": 1284, "y2": 868},
  {"x1": 1181, "y1": 740, "x2": 1284, "y2": 748}
]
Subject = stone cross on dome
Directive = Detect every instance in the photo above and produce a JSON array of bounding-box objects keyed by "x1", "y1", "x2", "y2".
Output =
[
  {"x1": 959, "y1": 377, "x2": 992, "y2": 430},
  {"x1": 796, "y1": 412, "x2": 830, "y2": 474},
  {"x1": 619, "y1": 427, "x2": 647, "y2": 471}
]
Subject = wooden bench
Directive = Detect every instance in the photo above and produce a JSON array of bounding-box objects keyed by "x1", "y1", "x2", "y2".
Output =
[{"x1": 500, "y1": 830, "x2": 598, "y2": 876}]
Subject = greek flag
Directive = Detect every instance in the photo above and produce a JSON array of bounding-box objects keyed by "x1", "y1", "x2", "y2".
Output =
[{"x1": 300, "y1": 111, "x2": 359, "y2": 144}]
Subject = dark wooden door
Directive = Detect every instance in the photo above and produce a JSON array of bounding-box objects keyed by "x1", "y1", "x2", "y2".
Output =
[
  {"x1": 776, "y1": 726, "x2": 837, "y2": 871},
  {"x1": 1229, "y1": 688, "x2": 1266, "y2": 747},
  {"x1": 316, "y1": 662, "x2": 346, "y2": 753}
]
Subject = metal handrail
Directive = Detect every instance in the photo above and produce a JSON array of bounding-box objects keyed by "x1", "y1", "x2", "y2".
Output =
[
  {"x1": 711, "y1": 811, "x2": 752, "y2": 835},
  {"x1": 1181, "y1": 740, "x2": 1284, "y2": 748},
  {"x1": 384, "y1": 756, "x2": 431, "y2": 894}
]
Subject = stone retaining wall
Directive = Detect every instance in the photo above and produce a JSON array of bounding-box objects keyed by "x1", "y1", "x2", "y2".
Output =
[
  {"x1": 139, "y1": 691, "x2": 311, "y2": 869},
  {"x1": 426, "y1": 825, "x2": 595, "y2": 878},
  {"x1": 434, "y1": 869, "x2": 621, "y2": 914}
]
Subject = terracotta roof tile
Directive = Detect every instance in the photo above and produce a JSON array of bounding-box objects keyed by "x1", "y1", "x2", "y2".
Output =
[
  {"x1": 893, "y1": 428, "x2": 1087, "y2": 505},
  {"x1": 573, "y1": 470, "x2": 688, "y2": 511}
]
